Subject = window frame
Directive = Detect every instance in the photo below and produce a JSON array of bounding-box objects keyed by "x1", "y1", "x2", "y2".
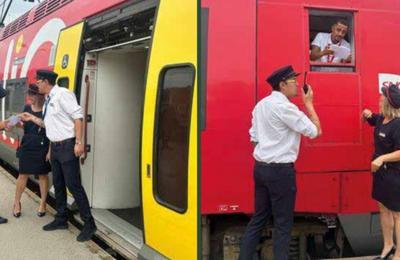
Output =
[
  {"x1": 306, "y1": 7, "x2": 358, "y2": 73},
  {"x1": 57, "y1": 76, "x2": 70, "y2": 89},
  {"x1": 152, "y1": 63, "x2": 196, "y2": 214},
  {"x1": 4, "y1": 78, "x2": 27, "y2": 140}
]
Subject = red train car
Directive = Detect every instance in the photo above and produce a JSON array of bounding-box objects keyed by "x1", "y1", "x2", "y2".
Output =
[
  {"x1": 0, "y1": 0, "x2": 199, "y2": 259},
  {"x1": 1, "y1": 0, "x2": 400, "y2": 258},
  {"x1": 201, "y1": 0, "x2": 400, "y2": 258}
]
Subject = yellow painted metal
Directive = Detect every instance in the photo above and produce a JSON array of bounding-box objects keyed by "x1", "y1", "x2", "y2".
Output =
[
  {"x1": 53, "y1": 22, "x2": 84, "y2": 92},
  {"x1": 53, "y1": 22, "x2": 84, "y2": 199},
  {"x1": 141, "y1": 0, "x2": 198, "y2": 259}
]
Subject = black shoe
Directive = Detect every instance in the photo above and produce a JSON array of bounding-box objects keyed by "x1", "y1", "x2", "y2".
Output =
[
  {"x1": 13, "y1": 202, "x2": 21, "y2": 218},
  {"x1": 43, "y1": 220, "x2": 68, "y2": 231},
  {"x1": 37, "y1": 211, "x2": 46, "y2": 218},
  {"x1": 0, "y1": 216, "x2": 7, "y2": 224},
  {"x1": 76, "y1": 222, "x2": 97, "y2": 242},
  {"x1": 373, "y1": 246, "x2": 396, "y2": 260}
]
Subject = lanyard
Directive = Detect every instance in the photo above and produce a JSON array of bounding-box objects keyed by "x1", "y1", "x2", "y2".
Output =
[
  {"x1": 327, "y1": 41, "x2": 341, "y2": 63},
  {"x1": 42, "y1": 96, "x2": 51, "y2": 118}
]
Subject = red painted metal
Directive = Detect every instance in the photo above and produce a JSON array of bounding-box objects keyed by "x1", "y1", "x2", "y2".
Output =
[
  {"x1": 0, "y1": 0, "x2": 126, "y2": 83},
  {"x1": 201, "y1": 0, "x2": 400, "y2": 215},
  {"x1": 0, "y1": 0, "x2": 127, "y2": 150}
]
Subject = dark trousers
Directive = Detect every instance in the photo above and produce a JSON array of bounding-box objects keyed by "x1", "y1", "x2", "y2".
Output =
[
  {"x1": 239, "y1": 162, "x2": 297, "y2": 260},
  {"x1": 51, "y1": 139, "x2": 93, "y2": 224}
]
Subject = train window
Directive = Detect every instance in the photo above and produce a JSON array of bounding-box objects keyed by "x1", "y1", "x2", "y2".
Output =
[
  {"x1": 154, "y1": 65, "x2": 195, "y2": 213},
  {"x1": 57, "y1": 77, "x2": 69, "y2": 88},
  {"x1": 4, "y1": 78, "x2": 27, "y2": 119},
  {"x1": 309, "y1": 10, "x2": 355, "y2": 72},
  {"x1": 3, "y1": 79, "x2": 26, "y2": 140}
]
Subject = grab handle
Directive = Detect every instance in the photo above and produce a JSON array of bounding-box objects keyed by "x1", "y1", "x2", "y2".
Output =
[{"x1": 80, "y1": 74, "x2": 91, "y2": 165}]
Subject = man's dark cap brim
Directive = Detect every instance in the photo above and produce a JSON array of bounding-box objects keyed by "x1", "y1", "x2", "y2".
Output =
[{"x1": 284, "y1": 72, "x2": 301, "y2": 80}]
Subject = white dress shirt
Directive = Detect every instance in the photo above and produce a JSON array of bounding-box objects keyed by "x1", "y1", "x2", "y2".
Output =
[
  {"x1": 249, "y1": 91, "x2": 318, "y2": 163},
  {"x1": 43, "y1": 85, "x2": 83, "y2": 142},
  {"x1": 311, "y1": 32, "x2": 350, "y2": 63}
]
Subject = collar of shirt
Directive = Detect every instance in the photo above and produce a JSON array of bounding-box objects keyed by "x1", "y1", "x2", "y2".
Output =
[
  {"x1": 329, "y1": 33, "x2": 342, "y2": 46},
  {"x1": 270, "y1": 90, "x2": 290, "y2": 103},
  {"x1": 47, "y1": 85, "x2": 61, "y2": 99}
]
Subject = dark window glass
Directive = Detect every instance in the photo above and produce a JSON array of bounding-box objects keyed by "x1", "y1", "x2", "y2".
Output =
[
  {"x1": 5, "y1": 78, "x2": 27, "y2": 119},
  {"x1": 57, "y1": 77, "x2": 69, "y2": 88},
  {"x1": 4, "y1": 78, "x2": 27, "y2": 139},
  {"x1": 154, "y1": 65, "x2": 195, "y2": 213}
]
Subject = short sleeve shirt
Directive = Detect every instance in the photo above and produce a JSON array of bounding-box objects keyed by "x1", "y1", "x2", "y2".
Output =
[
  {"x1": 367, "y1": 114, "x2": 400, "y2": 170},
  {"x1": 311, "y1": 32, "x2": 351, "y2": 63}
]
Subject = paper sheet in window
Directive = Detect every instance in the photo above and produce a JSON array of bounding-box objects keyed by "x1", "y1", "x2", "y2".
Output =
[{"x1": 330, "y1": 45, "x2": 351, "y2": 60}]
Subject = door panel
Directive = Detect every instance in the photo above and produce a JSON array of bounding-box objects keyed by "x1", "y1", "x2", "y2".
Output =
[
  {"x1": 53, "y1": 21, "x2": 84, "y2": 92},
  {"x1": 141, "y1": 0, "x2": 198, "y2": 259}
]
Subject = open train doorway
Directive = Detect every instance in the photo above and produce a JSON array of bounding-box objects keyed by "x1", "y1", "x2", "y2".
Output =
[
  {"x1": 76, "y1": 2, "x2": 155, "y2": 249},
  {"x1": 87, "y1": 45, "x2": 147, "y2": 230}
]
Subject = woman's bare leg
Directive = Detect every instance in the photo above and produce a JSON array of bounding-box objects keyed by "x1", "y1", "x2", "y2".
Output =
[
  {"x1": 392, "y1": 211, "x2": 400, "y2": 259},
  {"x1": 379, "y1": 203, "x2": 395, "y2": 257},
  {"x1": 13, "y1": 174, "x2": 29, "y2": 213},
  {"x1": 38, "y1": 175, "x2": 48, "y2": 212}
]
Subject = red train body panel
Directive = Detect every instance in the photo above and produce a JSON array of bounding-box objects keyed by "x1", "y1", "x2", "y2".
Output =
[
  {"x1": 0, "y1": 0, "x2": 127, "y2": 150},
  {"x1": 0, "y1": 0, "x2": 125, "y2": 83},
  {"x1": 201, "y1": 0, "x2": 400, "y2": 216}
]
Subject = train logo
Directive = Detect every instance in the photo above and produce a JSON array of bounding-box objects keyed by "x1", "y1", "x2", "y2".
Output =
[{"x1": 62, "y1": 54, "x2": 69, "y2": 69}]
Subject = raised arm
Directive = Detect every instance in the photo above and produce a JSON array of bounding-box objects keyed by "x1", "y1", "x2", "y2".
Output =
[
  {"x1": 302, "y1": 85, "x2": 322, "y2": 136},
  {"x1": 310, "y1": 45, "x2": 334, "y2": 61},
  {"x1": 19, "y1": 112, "x2": 45, "y2": 128}
]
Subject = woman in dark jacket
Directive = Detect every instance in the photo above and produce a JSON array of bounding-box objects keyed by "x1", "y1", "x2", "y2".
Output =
[
  {"x1": 11, "y1": 84, "x2": 51, "y2": 218},
  {"x1": 362, "y1": 84, "x2": 400, "y2": 260}
]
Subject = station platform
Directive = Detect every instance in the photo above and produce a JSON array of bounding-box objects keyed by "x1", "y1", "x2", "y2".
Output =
[{"x1": 0, "y1": 166, "x2": 113, "y2": 260}]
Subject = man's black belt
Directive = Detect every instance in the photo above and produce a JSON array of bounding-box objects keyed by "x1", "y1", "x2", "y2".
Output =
[
  {"x1": 51, "y1": 137, "x2": 75, "y2": 145},
  {"x1": 255, "y1": 161, "x2": 294, "y2": 168}
]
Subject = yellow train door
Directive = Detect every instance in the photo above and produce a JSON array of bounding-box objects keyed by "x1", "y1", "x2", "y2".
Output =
[
  {"x1": 141, "y1": 0, "x2": 198, "y2": 259},
  {"x1": 53, "y1": 21, "x2": 84, "y2": 92}
]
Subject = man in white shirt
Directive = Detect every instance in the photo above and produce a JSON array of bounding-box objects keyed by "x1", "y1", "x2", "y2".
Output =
[
  {"x1": 310, "y1": 19, "x2": 351, "y2": 63},
  {"x1": 239, "y1": 65, "x2": 321, "y2": 260},
  {"x1": 21, "y1": 70, "x2": 96, "y2": 242}
]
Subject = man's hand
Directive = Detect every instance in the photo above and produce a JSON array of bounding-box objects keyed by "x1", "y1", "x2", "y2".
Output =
[
  {"x1": 302, "y1": 84, "x2": 314, "y2": 106},
  {"x1": 344, "y1": 54, "x2": 352, "y2": 63},
  {"x1": 4, "y1": 120, "x2": 11, "y2": 131},
  {"x1": 74, "y1": 143, "x2": 84, "y2": 157},
  {"x1": 362, "y1": 109, "x2": 373, "y2": 121},
  {"x1": 321, "y1": 46, "x2": 334, "y2": 56},
  {"x1": 371, "y1": 157, "x2": 384, "y2": 173}
]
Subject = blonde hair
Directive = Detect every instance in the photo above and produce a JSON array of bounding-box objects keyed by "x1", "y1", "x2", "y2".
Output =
[{"x1": 382, "y1": 96, "x2": 400, "y2": 119}]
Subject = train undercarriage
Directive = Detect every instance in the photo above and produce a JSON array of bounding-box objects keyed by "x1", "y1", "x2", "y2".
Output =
[{"x1": 202, "y1": 213, "x2": 382, "y2": 259}]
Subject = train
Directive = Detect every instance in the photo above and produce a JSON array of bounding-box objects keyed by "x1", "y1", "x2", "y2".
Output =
[{"x1": 0, "y1": 0, "x2": 399, "y2": 259}]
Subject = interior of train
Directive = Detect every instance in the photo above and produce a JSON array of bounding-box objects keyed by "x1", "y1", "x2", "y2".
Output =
[{"x1": 76, "y1": 2, "x2": 155, "y2": 247}]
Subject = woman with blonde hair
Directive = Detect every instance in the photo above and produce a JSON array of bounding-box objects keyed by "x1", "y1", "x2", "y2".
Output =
[{"x1": 362, "y1": 84, "x2": 400, "y2": 260}]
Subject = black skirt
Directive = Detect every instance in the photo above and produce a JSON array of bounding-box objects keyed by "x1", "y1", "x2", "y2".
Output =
[
  {"x1": 18, "y1": 134, "x2": 51, "y2": 175},
  {"x1": 372, "y1": 165, "x2": 400, "y2": 211}
]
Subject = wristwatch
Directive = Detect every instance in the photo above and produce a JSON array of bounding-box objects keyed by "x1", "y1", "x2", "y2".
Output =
[{"x1": 75, "y1": 141, "x2": 82, "y2": 145}]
